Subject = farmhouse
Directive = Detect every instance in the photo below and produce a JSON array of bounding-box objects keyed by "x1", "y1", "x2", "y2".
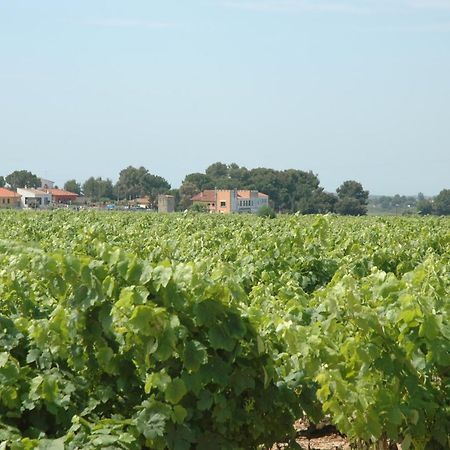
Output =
[
  {"x1": 132, "y1": 196, "x2": 151, "y2": 209},
  {"x1": 191, "y1": 189, "x2": 269, "y2": 214},
  {"x1": 0, "y1": 188, "x2": 21, "y2": 208},
  {"x1": 17, "y1": 188, "x2": 52, "y2": 209},
  {"x1": 41, "y1": 188, "x2": 78, "y2": 204}
]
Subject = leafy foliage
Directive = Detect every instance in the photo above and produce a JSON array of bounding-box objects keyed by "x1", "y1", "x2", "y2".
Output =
[
  {"x1": 63, "y1": 180, "x2": 82, "y2": 195},
  {"x1": 5, "y1": 170, "x2": 40, "y2": 189},
  {"x1": 336, "y1": 180, "x2": 369, "y2": 215},
  {"x1": 82, "y1": 177, "x2": 115, "y2": 202},
  {"x1": 0, "y1": 211, "x2": 448, "y2": 449},
  {"x1": 434, "y1": 189, "x2": 450, "y2": 215},
  {"x1": 115, "y1": 166, "x2": 170, "y2": 200},
  {"x1": 180, "y1": 163, "x2": 337, "y2": 213},
  {"x1": 256, "y1": 205, "x2": 276, "y2": 218}
]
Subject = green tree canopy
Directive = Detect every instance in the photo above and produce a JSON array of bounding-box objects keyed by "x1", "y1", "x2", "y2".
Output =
[
  {"x1": 337, "y1": 180, "x2": 369, "y2": 203},
  {"x1": 115, "y1": 166, "x2": 170, "y2": 200},
  {"x1": 182, "y1": 173, "x2": 214, "y2": 191},
  {"x1": 335, "y1": 197, "x2": 367, "y2": 216},
  {"x1": 0, "y1": 176, "x2": 5, "y2": 188},
  {"x1": 433, "y1": 189, "x2": 450, "y2": 215},
  {"x1": 180, "y1": 163, "x2": 334, "y2": 214},
  {"x1": 336, "y1": 180, "x2": 369, "y2": 215},
  {"x1": 63, "y1": 179, "x2": 81, "y2": 195},
  {"x1": 178, "y1": 182, "x2": 199, "y2": 211},
  {"x1": 5, "y1": 170, "x2": 40, "y2": 190},
  {"x1": 417, "y1": 199, "x2": 433, "y2": 216},
  {"x1": 205, "y1": 162, "x2": 228, "y2": 179},
  {"x1": 82, "y1": 177, "x2": 114, "y2": 202},
  {"x1": 312, "y1": 190, "x2": 338, "y2": 214}
]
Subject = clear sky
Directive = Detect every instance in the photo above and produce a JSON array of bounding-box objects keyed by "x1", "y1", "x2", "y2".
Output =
[{"x1": 1, "y1": 0, "x2": 449, "y2": 195}]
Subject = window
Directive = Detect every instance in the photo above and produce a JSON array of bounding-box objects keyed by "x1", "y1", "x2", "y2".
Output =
[{"x1": 220, "y1": 201, "x2": 226, "y2": 207}]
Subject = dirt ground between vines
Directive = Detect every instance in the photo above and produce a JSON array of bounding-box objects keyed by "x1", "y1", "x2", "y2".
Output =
[{"x1": 273, "y1": 419, "x2": 351, "y2": 450}]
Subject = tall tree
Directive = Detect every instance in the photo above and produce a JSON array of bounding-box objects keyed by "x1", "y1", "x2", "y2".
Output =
[
  {"x1": 337, "y1": 180, "x2": 369, "y2": 203},
  {"x1": 182, "y1": 173, "x2": 214, "y2": 191},
  {"x1": 312, "y1": 189, "x2": 338, "y2": 214},
  {"x1": 227, "y1": 163, "x2": 249, "y2": 185},
  {"x1": 417, "y1": 199, "x2": 433, "y2": 216},
  {"x1": 63, "y1": 179, "x2": 81, "y2": 195},
  {"x1": 0, "y1": 176, "x2": 5, "y2": 188},
  {"x1": 181, "y1": 163, "x2": 334, "y2": 213},
  {"x1": 336, "y1": 180, "x2": 369, "y2": 215},
  {"x1": 433, "y1": 189, "x2": 450, "y2": 215},
  {"x1": 82, "y1": 177, "x2": 114, "y2": 202},
  {"x1": 335, "y1": 197, "x2": 367, "y2": 216},
  {"x1": 115, "y1": 166, "x2": 170, "y2": 200},
  {"x1": 205, "y1": 162, "x2": 228, "y2": 179},
  {"x1": 178, "y1": 182, "x2": 199, "y2": 210},
  {"x1": 5, "y1": 170, "x2": 40, "y2": 190},
  {"x1": 243, "y1": 167, "x2": 281, "y2": 208},
  {"x1": 284, "y1": 170, "x2": 322, "y2": 213}
]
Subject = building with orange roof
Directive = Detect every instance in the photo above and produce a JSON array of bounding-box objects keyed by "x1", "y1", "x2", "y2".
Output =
[
  {"x1": 191, "y1": 190, "x2": 217, "y2": 212},
  {"x1": 191, "y1": 189, "x2": 269, "y2": 214},
  {"x1": 0, "y1": 187, "x2": 21, "y2": 208},
  {"x1": 41, "y1": 188, "x2": 78, "y2": 204}
]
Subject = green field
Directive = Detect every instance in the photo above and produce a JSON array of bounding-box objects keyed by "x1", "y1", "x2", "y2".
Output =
[{"x1": 0, "y1": 211, "x2": 449, "y2": 449}]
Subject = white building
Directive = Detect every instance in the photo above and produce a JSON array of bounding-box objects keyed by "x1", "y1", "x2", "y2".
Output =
[
  {"x1": 236, "y1": 190, "x2": 269, "y2": 214},
  {"x1": 39, "y1": 178, "x2": 55, "y2": 189},
  {"x1": 17, "y1": 188, "x2": 52, "y2": 209}
]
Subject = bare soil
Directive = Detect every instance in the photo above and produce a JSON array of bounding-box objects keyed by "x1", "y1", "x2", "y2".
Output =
[{"x1": 273, "y1": 419, "x2": 350, "y2": 450}]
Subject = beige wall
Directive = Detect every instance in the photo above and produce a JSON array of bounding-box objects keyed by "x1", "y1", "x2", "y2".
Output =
[
  {"x1": 0, "y1": 197, "x2": 20, "y2": 208},
  {"x1": 158, "y1": 195, "x2": 175, "y2": 213},
  {"x1": 216, "y1": 190, "x2": 232, "y2": 213}
]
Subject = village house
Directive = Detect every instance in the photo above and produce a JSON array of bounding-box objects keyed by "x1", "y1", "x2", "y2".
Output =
[
  {"x1": 0, "y1": 187, "x2": 21, "y2": 208},
  {"x1": 191, "y1": 189, "x2": 269, "y2": 214},
  {"x1": 131, "y1": 196, "x2": 151, "y2": 209},
  {"x1": 40, "y1": 188, "x2": 78, "y2": 204},
  {"x1": 17, "y1": 188, "x2": 52, "y2": 209}
]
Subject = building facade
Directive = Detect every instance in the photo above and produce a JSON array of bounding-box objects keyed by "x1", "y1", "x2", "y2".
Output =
[
  {"x1": 41, "y1": 188, "x2": 78, "y2": 204},
  {"x1": 191, "y1": 189, "x2": 269, "y2": 214},
  {"x1": 158, "y1": 195, "x2": 175, "y2": 213},
  {"x1": 0, "y1": 188, "x2": 21, "y2": 208},
  {"x1": 17, "y1": 188, "x2": 52, "y2": 209}
]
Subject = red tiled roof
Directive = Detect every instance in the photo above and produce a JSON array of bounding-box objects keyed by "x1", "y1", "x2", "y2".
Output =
[
  {"x1": 134, "y1": 197, "x2": 150, "y2": 204},
  {"x1": 237, "y1": 190, "x2": 269, "y2": 199},
  {"x1": 0, "y1": 188, "x2": 21, "y2": 198},
  {"x1": 237, "y1": 190, "x2": 250, "y2": 198},
  {"x1": 191, "y1": 190, "x2": 215, "y2": 202},
  {"x1": 192, "y1": 189, "x2": 268, "y2": 201},
  {"x1": 44, "y1": 188, "x2": 78, "y2": 197}
]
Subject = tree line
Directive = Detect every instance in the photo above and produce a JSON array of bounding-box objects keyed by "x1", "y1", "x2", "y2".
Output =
[
  {"x1": 177, "y1": 162, "x2": 369, "y2": 215},
  {"x1": 1, "y1": 164, "x2": 448, "y2": 215}
]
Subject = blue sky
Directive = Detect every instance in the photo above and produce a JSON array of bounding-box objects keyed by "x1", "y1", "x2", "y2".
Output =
[{"x1": 1, "y1": 0, "x2": 449, "y2": 195}]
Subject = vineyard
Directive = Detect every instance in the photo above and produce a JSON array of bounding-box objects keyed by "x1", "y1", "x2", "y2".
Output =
[{"x1": 0, "y1": 211, "x2": 448, "y2": 450}]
